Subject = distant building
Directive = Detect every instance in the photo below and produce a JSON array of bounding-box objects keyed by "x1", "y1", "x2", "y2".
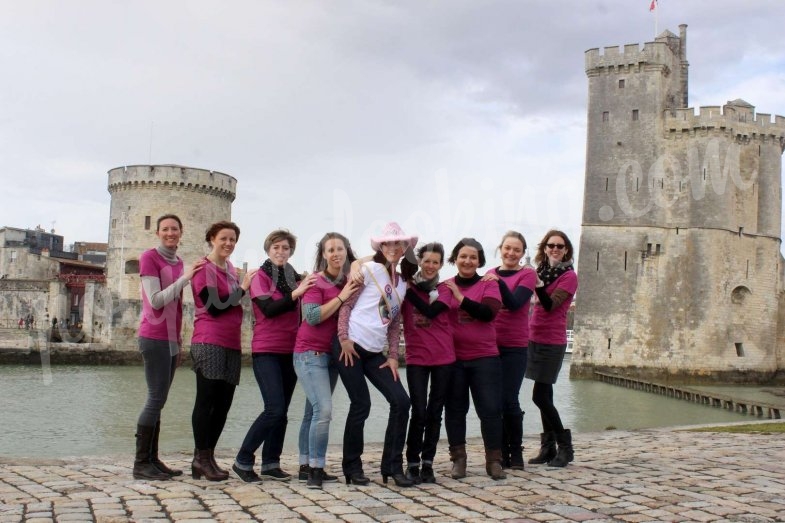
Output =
[{"x1": 571, "y1": 25, "x2": 785, "y2": 383}]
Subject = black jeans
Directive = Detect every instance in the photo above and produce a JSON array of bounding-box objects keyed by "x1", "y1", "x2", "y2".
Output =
[
  {"x1": 499, "y1": 346, "x2": 527, "y2": 417},
  {"x1": 404, "y1": 364, "x2": 451, "y2": 466},
  {"x1": 333, "y1": 342, "x2": 411, "y2": 476},
  {"x1": 192, "y1": 370, "x2": 236, "y2": 450},
  {"x1": 444, "y1": 356, "x2": 503, "y2": 450}
]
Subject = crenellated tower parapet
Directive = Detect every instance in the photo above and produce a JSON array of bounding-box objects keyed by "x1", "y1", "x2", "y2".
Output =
[
  {"x1": 107, "y1": 164, "x2": 237, "y2": 202},
  {"x1": 585, "y1": 41, "x2": 679, "y2": 76},
  {"x1": 665, "y1": 103, "x2": 785, "y2": 148}
]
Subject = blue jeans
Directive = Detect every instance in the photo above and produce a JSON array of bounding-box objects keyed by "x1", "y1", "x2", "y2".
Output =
[
  {"x1": 235, "y1": 353, "x2": 297, "y2": 471},
  {"x1": 294, "y1": 351, "x2": 336, "y2": 468},
  {"x1": 333, "y1": 342, "x2": 411, "y2": 476},
  {"x1": 444, "y1": 356, "x2": 503, "y2": 450},
  {"x1": 404, "y1": 364, "x2": 451, "y2": 466}
]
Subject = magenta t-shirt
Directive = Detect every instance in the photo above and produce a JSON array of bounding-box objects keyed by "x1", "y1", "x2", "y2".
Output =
[
  {"x1": 490, "y1": 266, "x2": 536, "y2": 348},
  {"x1": 138, "y1": 248, "x2": 184, "y2": 343},
  {"x1": 402, "y1": 284, "x2": 455, "y2": 366},
  {"x1": 529, "y1": 270, "x2": 578, "y2": 345},
  {"x1": 191, "y1": 259, "x2": 243, "y2": 350},
  {"x1": 250, "y1": 270, "x2": 301, "y2": 354},
  {"x1": 444, "y1": 277, "x2": 501, "y2": 361},
  {"x1": 294, "y1": 274, "x2": 345, "y2": 354}
]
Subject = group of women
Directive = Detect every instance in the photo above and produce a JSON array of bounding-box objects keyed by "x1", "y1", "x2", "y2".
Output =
[{"x1": 132, "y1": 216, "x2": 578, "y2": 489}]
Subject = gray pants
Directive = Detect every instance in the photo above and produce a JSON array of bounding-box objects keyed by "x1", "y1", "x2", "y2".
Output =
[{"x1": 137, "y1": 337, "x2": 178, "y2": 427}]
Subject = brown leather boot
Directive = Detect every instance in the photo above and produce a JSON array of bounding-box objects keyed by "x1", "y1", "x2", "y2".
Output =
[
  {"x1": 449, "y1": 444, "x2": 467, "y2": 479},
  {"x1": 484, "y1": 448, "x2": 506, "y2": 480},
  {"x1": 208, "y1": 449, "x2": 229, "y2": 479},
  {"x1": 191, "y1": 449, "x2": 227, "y2": 481}
]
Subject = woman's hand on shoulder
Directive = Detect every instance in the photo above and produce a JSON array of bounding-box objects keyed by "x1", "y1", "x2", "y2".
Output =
[
  {"x1": 338, "y1": 279, "x2": 359, "y2": 302},
  {"x1": 481, "y1": 272, "x2": 498, "y2": 282},
  {"x1": 292, "y1": 272, "x2": 318, "y2": 299},
  {"x1": 241, "y1": 267, "x2": 260, "y2": 291},
  {"x1": 444, "y1": 280, "x2": 463, "y2": 302},
  {"x1": 184, "y1": 258, "x2": 207, "y2": 281}
]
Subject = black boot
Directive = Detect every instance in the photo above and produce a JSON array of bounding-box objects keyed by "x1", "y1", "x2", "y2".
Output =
[
  {"x1": 548, "y1": 429, "x2": 574, "y2": 468},
  {"x1": 507, "y1": 411, "x2": 524, "y2": 470},
  {"x1": 501, "y1": 415, "x2": 512, "y2": 469},
  {"x1": 150, "y1": 421, "x2": 182, "y2": 476},
  {"x1": 133, "y1": 425, "x2": 170, "y2": 480},
  {"x1": 528, "y1": 432, "x2": 557, "y2": 464},
  {"x1": 420, "y1": 464, "x2": 436, "y2": 483},
  {"x1": 406, "y1": 465, "x2": 423, "y2": 485}
]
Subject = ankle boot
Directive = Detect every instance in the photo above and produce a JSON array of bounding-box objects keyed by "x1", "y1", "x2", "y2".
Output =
[
  {"x1": 547, "y1": 429, "x2": 574, "y2": 468},
  {"x1": 528, "y1": 432, "x2": 557, "y2": 464},
  {"x1": 191, "y1": 449, "x2": 227, "y2": 481},
  {"x1": 420, "y1": 464, "x2": 436, "y2": 483},
  {"x1": 208, "y1": 449, "x2": 229, "y2": 478},
  {"x1": 484, "y1": 448, "x2": 506, "y2": 480},
  {"x1": 449, "y1": 444, "x2": 467, "y2": 479},
  {"x1": 505, "y1": 411, "x2": 525, "y2": 470},
  {"x1": 150, "y1": 421, "x2": 182, "y2": 476},
  {"x1": 132, "y1": 425, "x2": 170, "y2": 480}
]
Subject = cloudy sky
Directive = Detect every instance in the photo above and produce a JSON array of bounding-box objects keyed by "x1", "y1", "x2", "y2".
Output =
[{"x1": 2, "y1": 0, "x2": 784, "y2": 271}]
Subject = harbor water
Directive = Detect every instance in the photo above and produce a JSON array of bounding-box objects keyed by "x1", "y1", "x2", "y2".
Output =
[{"x1": 0, "y1": 356, "x2": 748, "y2": 458}]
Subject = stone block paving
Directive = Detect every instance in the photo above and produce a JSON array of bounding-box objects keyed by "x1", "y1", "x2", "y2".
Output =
[{"x1": 1, "y1": 427, "x2": 784, "y2": 522}]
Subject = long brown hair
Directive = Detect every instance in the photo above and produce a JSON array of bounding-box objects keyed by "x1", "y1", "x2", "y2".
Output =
[{"x1": 534, "y1": 229, "x2": 574, "y2": 265}]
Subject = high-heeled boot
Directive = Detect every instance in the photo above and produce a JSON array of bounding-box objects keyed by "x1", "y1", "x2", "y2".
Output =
[{"x1": 191, "y1": 449, "x2": 227, "y2": 481}]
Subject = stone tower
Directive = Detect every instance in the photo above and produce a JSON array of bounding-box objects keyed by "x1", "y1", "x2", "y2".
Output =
[
  {"x1": 105, "y1": 165, "x2": 237, "y2": 348},
  {"x1": 571, "y1": 26, "x2": 785, "y2": 383}
]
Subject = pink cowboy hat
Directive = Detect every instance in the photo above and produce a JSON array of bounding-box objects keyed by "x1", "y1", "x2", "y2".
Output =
[{"x1": 370, "y1": 222, "x2": 419, "y2": 251}]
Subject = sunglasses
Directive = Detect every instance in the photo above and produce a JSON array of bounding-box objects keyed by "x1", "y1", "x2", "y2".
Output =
[{"x1": 546, "y1": 243, "x2": 566, "y2": 250}]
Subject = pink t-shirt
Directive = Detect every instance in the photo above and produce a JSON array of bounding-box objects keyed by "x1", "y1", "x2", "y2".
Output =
[
  {"x1": 529, "y1": 270, "x2": 578, "y2": 345},
  {"x1": 294, "y1": 274, "x2": 345, "y2": 354},
  {"x1": 444, "y1": 277, "x2": 501, "y2": 361},
  {"x1": 191, "y1": 259, "x2": 243, "y2": 350},
  {"x1": 138, "y1": 248, "x2": 184, "y2": 343},
  {"x1": 250, "y1": 270, "x2": 301, "y2": 354},
  {"x1": 490, "y1": 266, "x2": 536, "y2": 348},
  {"x1": 402, "y1": 284, "x2": 455, "y2": 366}
]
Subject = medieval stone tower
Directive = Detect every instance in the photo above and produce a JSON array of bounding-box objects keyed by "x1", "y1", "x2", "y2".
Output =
[
  {"x1": 105, "y1": 165, "x2": 237, "y2": 349},
  {"x1": 571, "y1": 25, "x2": 785, "y2": 383}
]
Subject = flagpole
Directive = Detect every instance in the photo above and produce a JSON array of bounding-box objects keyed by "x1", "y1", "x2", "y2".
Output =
[{"x1": 655, "y1": 0, "x2": 658, "y2": 37}]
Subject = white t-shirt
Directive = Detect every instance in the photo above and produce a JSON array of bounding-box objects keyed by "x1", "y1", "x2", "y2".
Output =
[{"x1": 348, "y1": 261, "x2": 406, "y2": 352}]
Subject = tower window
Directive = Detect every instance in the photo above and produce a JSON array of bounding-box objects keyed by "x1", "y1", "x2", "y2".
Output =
[
  {"x1": 144, "y1": 216, "x2": 151, "y2": 230},
  {"x1": 619, "y1": 79, "x2": 625, "y2": 88},
  {"x1": 632, "y1": 109, "x2": 639, "y2": 121},
  {"x1": 602, "y1": 111, "x2": 609, "y2": 122},
  {"x1": 735, "y1": 343, "x2": 745, "y2": 357}
]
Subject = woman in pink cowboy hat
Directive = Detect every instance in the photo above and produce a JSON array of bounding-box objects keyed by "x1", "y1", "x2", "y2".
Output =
[{"x1": 335, "y1": 222, "x2": 416, "y2": 487}]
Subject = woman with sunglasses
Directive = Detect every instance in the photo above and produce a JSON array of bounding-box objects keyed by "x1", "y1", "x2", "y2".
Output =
[
  {"x1": 443, "y1": 238, "x2": 505, "y2": 480},
  {"x1": 526, "y1": 230, "x2": 578, "y2": 468},
  {"x1": 483, "y1": 231, "x2": 536, "y2": 470},
  {"x1": 335, "y1": 222, "x2": 415, "y2": 487}
]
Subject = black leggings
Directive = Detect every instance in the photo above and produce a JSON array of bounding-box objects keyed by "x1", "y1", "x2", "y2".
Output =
[
  {"x1": 532, "y1": 382, "x2": 564, "y2": 433},
  {"x1": 192, "y1": 370, "x2": 236, "y2": 450}
]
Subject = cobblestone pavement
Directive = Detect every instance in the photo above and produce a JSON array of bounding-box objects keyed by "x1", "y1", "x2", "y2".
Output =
[{"x1": 1, "y1": 426, "x2": 784, "y2": 522}]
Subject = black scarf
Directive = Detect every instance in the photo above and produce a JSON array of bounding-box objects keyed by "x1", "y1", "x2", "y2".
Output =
[
  {"x1": 537, "y1": 260, "x2": 574, "y2": 287},
  {"x1": 261, "y1": 259, "x2": 301, "y2": 295}
]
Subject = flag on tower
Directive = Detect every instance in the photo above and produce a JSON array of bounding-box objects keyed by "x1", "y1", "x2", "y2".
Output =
[{"x1": 650, "y1": 0, "x2": 657, "y2": 11}]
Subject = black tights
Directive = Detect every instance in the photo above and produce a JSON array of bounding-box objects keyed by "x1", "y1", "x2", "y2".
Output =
[
  {"x1": 192, "y1": 370, "x2": 236, "y2": 450},
  {"x1": 532, "y1": 382, "x2": 564, "y2": 433}
]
